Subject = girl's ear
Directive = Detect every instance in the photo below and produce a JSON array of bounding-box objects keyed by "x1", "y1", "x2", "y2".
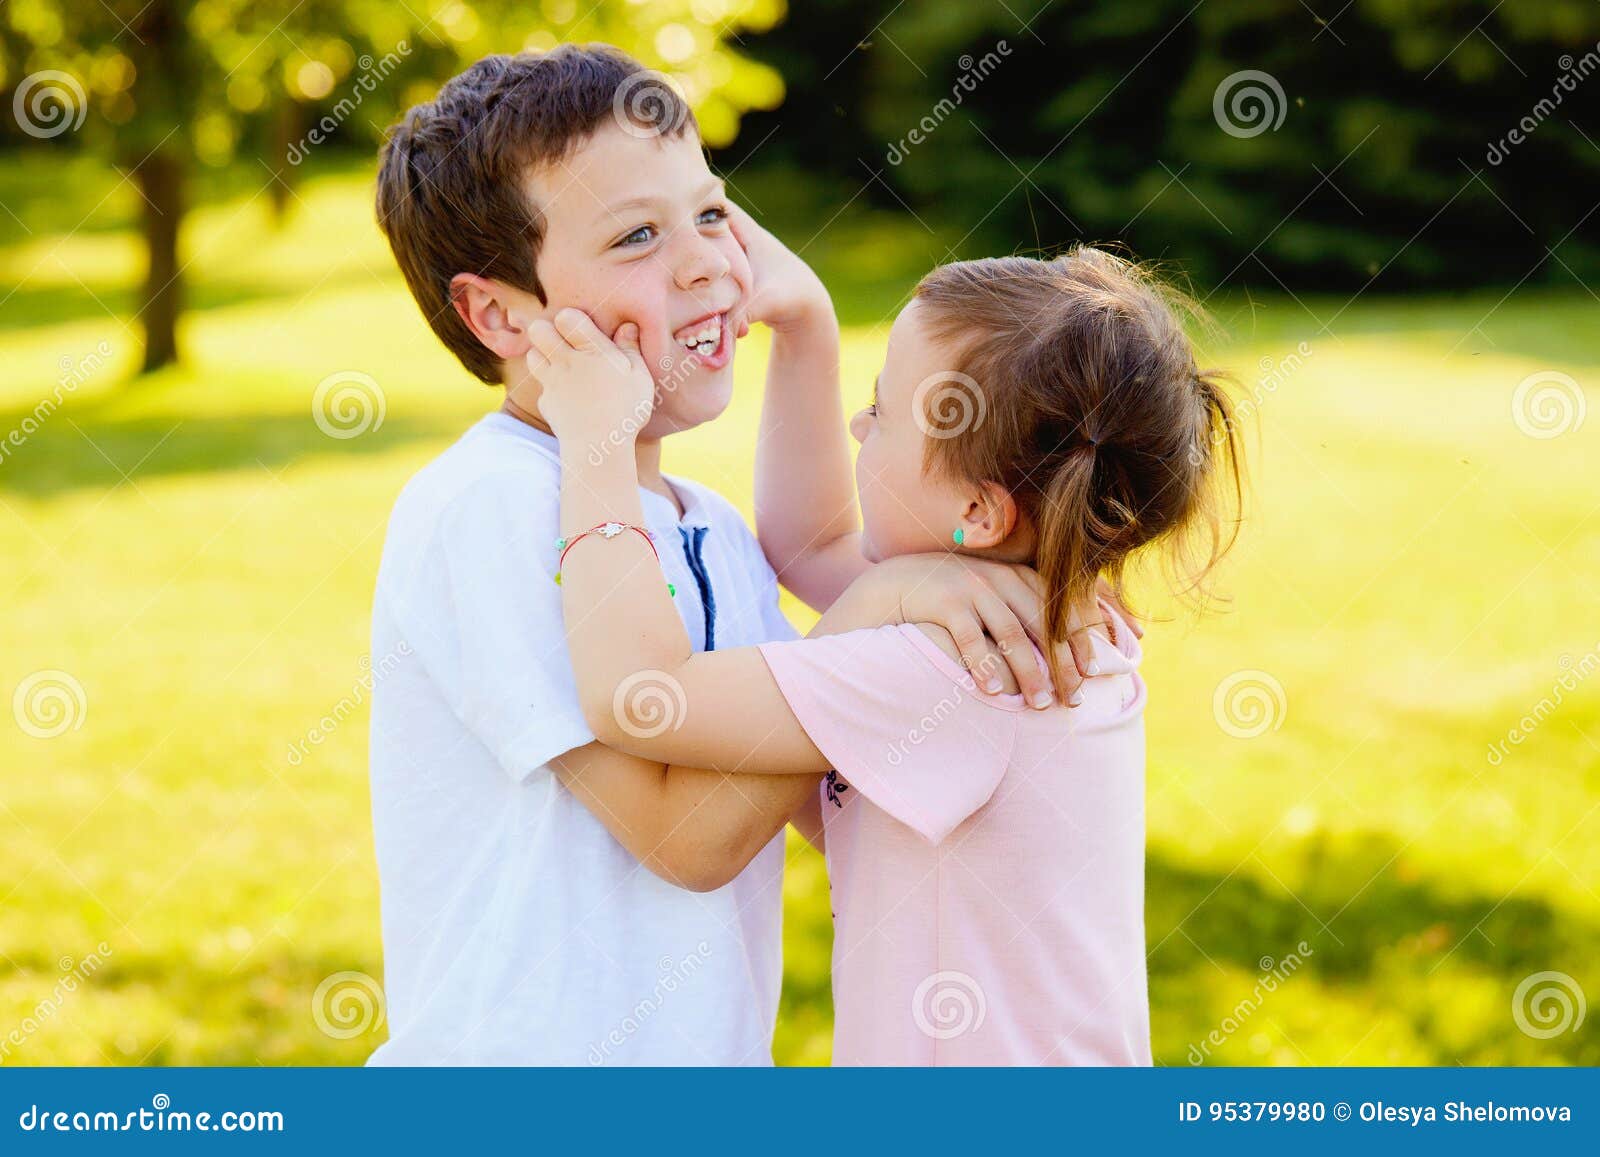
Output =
[
  {"x1": 956, "y1": 481, "x2": 1019, "y2": 550},
  {"x1": 450, "y1": 273, "x2": 535, "y2": 360}
]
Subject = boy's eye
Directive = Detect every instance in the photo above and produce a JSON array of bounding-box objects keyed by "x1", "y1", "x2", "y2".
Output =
[
  {"x1": 864, "y1": 404, "x2": 878, "y2": 417},
  {"x1": 615, "y1": 225, "x2": 656, "y2": 248},
  {"x1": 697, "y1": 205, "x2": 728, "y2": 226}
]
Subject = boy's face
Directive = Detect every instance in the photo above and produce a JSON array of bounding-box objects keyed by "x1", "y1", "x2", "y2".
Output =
[{"x1": 522, "y1": 123, "x2": 751, "y2": 438}]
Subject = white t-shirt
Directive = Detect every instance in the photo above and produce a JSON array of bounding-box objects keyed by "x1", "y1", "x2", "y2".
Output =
[{"x1": 365, "y1": 413, "x2": 796, "y2": 1066}]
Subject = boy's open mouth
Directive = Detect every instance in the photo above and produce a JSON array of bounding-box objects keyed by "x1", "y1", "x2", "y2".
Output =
[{"x1": 671, "y1": 311, "x2": 733, "y2": 371}]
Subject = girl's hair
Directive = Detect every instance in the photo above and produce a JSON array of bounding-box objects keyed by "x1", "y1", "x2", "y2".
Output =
[{"x1": 913, "y1": 246, "x2": 1244, "y2": 688}]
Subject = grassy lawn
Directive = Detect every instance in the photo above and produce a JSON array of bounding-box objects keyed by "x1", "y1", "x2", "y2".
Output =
[{"x1": 1, "y1": 153, "x2": 1596, "y2": 1067}]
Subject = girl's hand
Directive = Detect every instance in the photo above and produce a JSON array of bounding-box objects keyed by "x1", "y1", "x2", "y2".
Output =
[
  {"x1": 524, "y1": 308, "x2": 653, "y2": 444},
  {"x1": 725, "y1": 203, "x2": 833, "y2": 336}
]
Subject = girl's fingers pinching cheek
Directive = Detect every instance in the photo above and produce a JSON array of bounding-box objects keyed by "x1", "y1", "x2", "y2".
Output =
[
  {"x1": 526, "y1": 320, "x2": 564, "y2": 359},
  {"x1": 553, "y1": 308, "x2": 602, "y2": 350}
]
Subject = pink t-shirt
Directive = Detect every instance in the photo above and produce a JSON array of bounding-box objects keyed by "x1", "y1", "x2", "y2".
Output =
[{"x1": 758, "y1": 601, "x2": 1150, "y2": 1066}]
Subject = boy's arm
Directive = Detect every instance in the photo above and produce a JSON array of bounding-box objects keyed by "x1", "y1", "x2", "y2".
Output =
[
  {"x1": 730, "y1": 205, "x2": 871, "y2": 611},
  {"x1": 551, "y1": 740, "x2": 817, "y2": 893}
]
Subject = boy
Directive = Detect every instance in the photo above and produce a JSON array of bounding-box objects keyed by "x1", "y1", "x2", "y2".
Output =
[{"x1": 366, "y1": 44, "x2": 1060, "y2": 1066}]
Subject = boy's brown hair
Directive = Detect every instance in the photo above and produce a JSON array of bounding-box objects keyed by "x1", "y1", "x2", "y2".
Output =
[
  {"x1": 375, "y1": 45, "x2": 696, "y2": 383},
  {"x1": 913, "y1": 247, "x2": 1245, "y2": 687}
]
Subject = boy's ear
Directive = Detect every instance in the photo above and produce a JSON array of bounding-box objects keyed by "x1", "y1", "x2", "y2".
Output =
[
  {"x1": 957, "y1": 481, "x2": 1019, "y2": 550},
  {"x1": 450, "y1": 273, "x2": 537, "y2": 361}
]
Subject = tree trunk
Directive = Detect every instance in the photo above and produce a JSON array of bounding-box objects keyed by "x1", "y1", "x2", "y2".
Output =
[
  {"x1": 268, "y1": 97, "x2": 302, "y2": 224},
  {"x1": 137, "y1": 150, "x2": 184, "y2": 374}
]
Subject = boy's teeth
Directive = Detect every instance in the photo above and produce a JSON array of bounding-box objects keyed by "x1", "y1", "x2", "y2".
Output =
[{"x1": 676, "y1": 315, "x2": 722, "y2": 350}]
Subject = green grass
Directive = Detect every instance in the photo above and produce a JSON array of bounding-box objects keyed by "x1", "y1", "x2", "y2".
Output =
[{"x1": 1, "y1": 152, "x2": 1596, "y2": 1067}]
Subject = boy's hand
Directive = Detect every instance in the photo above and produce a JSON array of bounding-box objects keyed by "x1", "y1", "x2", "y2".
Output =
[
  {"x1": 524, "y1": 308, "x2": 653, "y2": 444},
  {"x1": 726, "y1": 203, "x2": 833, "y2": 335}
]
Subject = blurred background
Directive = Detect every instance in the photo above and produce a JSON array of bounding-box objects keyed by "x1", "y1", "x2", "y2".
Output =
[{"x1": 1, "y1": 0, "x2": 1596, "y2": 1065}]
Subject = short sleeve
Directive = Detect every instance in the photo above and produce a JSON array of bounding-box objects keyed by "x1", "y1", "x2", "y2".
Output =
[
  {"x1": 757, "y1": 625, "x2": 1019, "y2": 844},
  {"x1": 389, "y1": 469, "x2": 593, "y2": 782}
]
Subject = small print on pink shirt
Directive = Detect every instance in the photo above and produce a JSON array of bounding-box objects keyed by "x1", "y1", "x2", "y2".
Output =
[{"x1": 759, "y1": 600, "x2": 1152, "y2": 1066}]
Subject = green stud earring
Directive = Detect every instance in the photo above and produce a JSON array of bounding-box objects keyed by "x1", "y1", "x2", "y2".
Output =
[{"x1": 952, "y1": 528, "x2": 965, "y2": 546}]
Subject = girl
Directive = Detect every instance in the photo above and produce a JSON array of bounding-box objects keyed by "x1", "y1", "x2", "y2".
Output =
[{"x1": 533, "y1": 247, "x2": 1242, "y2": 1065}]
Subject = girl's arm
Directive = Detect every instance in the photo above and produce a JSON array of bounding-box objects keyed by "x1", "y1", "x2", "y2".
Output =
[{"x1": 729, "y1": 205, "x2": 871, "y2": 611}]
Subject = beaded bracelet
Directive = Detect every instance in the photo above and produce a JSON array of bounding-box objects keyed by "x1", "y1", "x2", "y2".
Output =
[{"x1": 554, "y1": 521, "x2": 676, "y2": 596}]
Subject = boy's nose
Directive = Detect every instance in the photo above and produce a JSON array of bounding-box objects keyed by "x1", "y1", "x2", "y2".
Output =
[{"x1": 672, "y1": 232, "x2": 731, "y2": 289}]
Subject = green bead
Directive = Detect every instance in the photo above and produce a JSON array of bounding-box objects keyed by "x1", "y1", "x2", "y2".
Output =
[
  {"x1": 555, "y1": 537, "x2": 566, "y2": 550},
  {"x1": 667, "y1": 583, "x2": 676, "y2": 597},
  {"x1": 952, "y1": 528, "x2": 964, "y2": 546}
]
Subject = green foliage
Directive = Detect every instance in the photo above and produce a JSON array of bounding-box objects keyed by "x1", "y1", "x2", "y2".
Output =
[
  {"x1": 1, "y1": 0, "x2": 785, "y2": 163},
  {"x1": 721, "y1": 0, "x2": 1600, "y2": 287}
]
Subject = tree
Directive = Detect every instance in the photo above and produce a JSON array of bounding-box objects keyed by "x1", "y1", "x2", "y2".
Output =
[{"x1": 1, "y1": 0, "x2": 786, "y2": 373}]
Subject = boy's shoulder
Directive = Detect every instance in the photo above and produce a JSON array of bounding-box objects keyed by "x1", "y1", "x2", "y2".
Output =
[
  {"x1": 394, "y1": 415, "x2": 559, "y2": 522},
  {"x1": 382, "y1": 414, "x2": 561, "y2": 565}
]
